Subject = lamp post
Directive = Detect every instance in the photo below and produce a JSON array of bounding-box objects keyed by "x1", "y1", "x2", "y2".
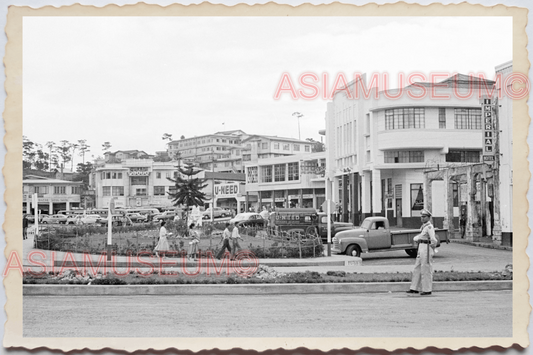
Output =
[
  {"x1": 211, "y1": 149, "x2": 216, "y2": 223},
  {"x1": 292, "y1": 112, "x2": 303, "y2": 140}
]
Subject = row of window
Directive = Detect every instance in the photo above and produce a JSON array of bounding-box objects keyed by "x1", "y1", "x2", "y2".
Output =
[
  {"x1": 102, "y1": 186, "x2": 173, "y2": 197},
  {"x1": 176, "y1": 138, "x2": 241, "y2": 148},
  {"x1": 384, "y1": 108, "x2": 482, "y2": 130},
  {"x1": 246, "y1": 163, "x2": 300, "y2": 184},
  {"x1": 384, "y1": 150, "x2": 481, "y2": 164},
  {"x1": 246, "y1": 142, "x2": 311, "y2": 152},
  {"x1": 26, "y1": 186, "x2": 81, "y2": 195}
]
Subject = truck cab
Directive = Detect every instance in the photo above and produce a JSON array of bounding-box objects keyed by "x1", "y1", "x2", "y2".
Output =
[{"x1": 317, "y1": 212, "x2": 355, "y2": 242}]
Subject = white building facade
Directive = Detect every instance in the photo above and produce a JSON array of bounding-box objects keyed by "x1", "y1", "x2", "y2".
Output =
[{"x1": 325, "y1": 73, "x2": 508, "y2": 237}]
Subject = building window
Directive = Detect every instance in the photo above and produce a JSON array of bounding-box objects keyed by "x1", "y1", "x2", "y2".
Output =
[
  {"x1": 445, "y1": 150, "x2": 481, "y2": 163},
  {"x1": 304, "y1": 145, "x2": 310, "y2": 152},
  {"x1": 274, "y1": 143, "x2": 280, "y2": 149},
  {"x1": 247, "y1": 167, "x2": 258, "y2": 183},
  {"x1": 243, "y1": 154, "x2": 251, "y2": 161},
  {"x1": 261, "y1": 166, "x2": 272, "y2": 183},
  {"x1": 410, "y1": 183, "x2": 424, "y2": 213},
  {"x1": 136, "y1": 188, "x2": 147, "y2": 196},
  {"x1": 112, "y1": 186, "x2": 124, "y2": 196},
  {"x1": 274, "y1": 164, "x2": 286, "y2": 182},
  {"x1": 106, "y1": 172, "x2": 111, "y2": 179},
  {"x1": 454, "y1": 108, "x2": 482, "y2": 129},
  {"x1": 166, "y1": 172, "x2": 171, "y2": 178},
  {"x1": 384, "y1": 151, "x2": 424, "y2": 163},
  {"x1": 111, "y1": 172, "x2": 123, "y2": 179},
  {"x1": 154, "y1": 186, "x2": 166, "y2": 196},
  {"x1": 103, "y1": 186, "x2": 111, "y2": 196},
  {"x1": 439, "y1": 108, "x2": 446, "y2": 128},
  {"x1": 385, "y1": 108, "x2": 425, "y2": 130},
  {"x1": 262, "y1": 142, "x2": 268, "y2": 149},
  {"x1": 294, "y1": 144, "x2": 300, "y2": 151},
  {"x1": 53, "y1": 186, "x2": 66, "y2": 195},
  {"x1": 156, "y1": 172, "x2": 161, "y2": 179},
  {"x1": 71, "y1": 186, "x2": 80, "y2": 195},
  {"x1": 283, "y1": 144, "x2": 290, "y2": 151},
  {"x1": 288, "y1": 162, "x2": 299, "y2": 181},
  {"x1": 131, "y1": 176, "x2": 148, "y2": 185}
]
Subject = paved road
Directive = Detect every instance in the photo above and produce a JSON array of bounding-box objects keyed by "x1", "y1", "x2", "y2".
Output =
[{"x1": 24, "y1": 290, "x2": 511, "y2": 338}]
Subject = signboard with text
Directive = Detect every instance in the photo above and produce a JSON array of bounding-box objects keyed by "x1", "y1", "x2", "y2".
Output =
[
  {"x1": 482, "y1": 98, "x2": 495, "y2": 164},
  {"x1": 214, "y1": 183, "x2": 240, "y2": 197}
]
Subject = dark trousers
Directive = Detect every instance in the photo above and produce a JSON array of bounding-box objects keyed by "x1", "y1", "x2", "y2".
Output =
[{"x1": 216, "y1": 239, "x2": 232, "y2": 259}]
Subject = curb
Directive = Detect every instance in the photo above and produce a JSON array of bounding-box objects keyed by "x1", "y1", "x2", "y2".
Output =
[
  {"x1": 23, "y1": 280, "x2": 512, "y2": 296},
  {"x1": 448, "y1": 239, "x2": 512, "y2": 251}
]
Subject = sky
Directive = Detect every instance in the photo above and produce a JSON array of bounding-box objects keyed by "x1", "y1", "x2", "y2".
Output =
[{"x1": 22, "y1": 16, "x2": 512, "y2": 167}]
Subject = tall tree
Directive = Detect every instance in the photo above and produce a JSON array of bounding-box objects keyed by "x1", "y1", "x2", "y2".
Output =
[
  {"x1": 45, "y1": 141, "x2": 56, "y2": 172},
  {"x1": 22, "y1": 136, "x2": 36, "y2": 169},
  {"x1": 78, "y1": 139, "x2": 90, "y2": 164},
  {"x1": 162, "y1": 133, "x2": 172, "y2": 141},
  {"x1": 75, "y1": 161, "x2": 93, "y2": 185},
  {"x1": 167, "y1": 161, "x2": 207, "y2": 223},
  {"x1": 102, "y1": 141, "x2": 112, "y2": 153},
  {"x1": 55, "y1": 140, "x2": 73, "y2": 172},
  {"x1": 70, "y1": 143, "x2": 80, "y2": 171}
]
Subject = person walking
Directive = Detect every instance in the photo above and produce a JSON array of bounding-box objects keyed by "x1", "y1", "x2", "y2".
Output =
[
  {"x1": 23, "y1": 214, "x2": 29, "y2": 240},
  {"x1": 216, "y1": 222, "x2": 232, "y2": 260},
  {"x1": 187, "y1": 223, "x2": 200, "y2": 260},
  {"x1": 230, "y1": 222, "x2": 244, "y2": 260},
  {"x1": 154, "y1": 221, "x2": 171, "y2": 258},
  {"x1": 406, "y1": 209, "x2": 438, "y2": 296}
]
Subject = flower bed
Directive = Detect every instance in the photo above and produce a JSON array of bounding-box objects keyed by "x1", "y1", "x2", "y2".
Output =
[
  {"x1": 22, "y1": 265, "x2": 513, "y2": 285},
  {"x1": 34, "y1": 221, "x2": 324, "y2": 259}
]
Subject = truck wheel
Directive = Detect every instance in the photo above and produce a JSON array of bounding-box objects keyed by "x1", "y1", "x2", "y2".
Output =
[
  {"x1": 405, "y1": 249, "x2": 418, "y2": 258},
  {"x1": 345, "y1": 245, "x2": 361, "y2": 257}
]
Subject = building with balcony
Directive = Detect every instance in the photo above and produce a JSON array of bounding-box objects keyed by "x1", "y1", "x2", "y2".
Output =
[
  {"x1": 23, "y1": 176, "x2": 83, "y2": 214},
  {"x1": 241, "y1": 135, "x2": 313, "y2": 164},
  {"x1": 244, "y1": 152, "x2": 326, "y2": 211},
  {"x1": 92, "y1": 159, "x2": 246, "y2": 211},
  {"x1": 324, "y1": 73, "x2": 504, "y2": 230}
]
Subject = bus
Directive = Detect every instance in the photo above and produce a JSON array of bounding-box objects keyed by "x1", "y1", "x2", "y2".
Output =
[
  {"x1": 123, "y1": 208, "x2": 160, "y2": 216},
  {"x1": 88, "y1": 208, "x2": 127, "y2": 219}
]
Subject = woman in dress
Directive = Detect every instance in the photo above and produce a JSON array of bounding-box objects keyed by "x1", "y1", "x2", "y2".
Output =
[
  {"x1": 154, "y1": 221, "x2": 171, "y2": 258},
  {"x1": 187, "y1": 223, "x2": 200, "y2": 260}
]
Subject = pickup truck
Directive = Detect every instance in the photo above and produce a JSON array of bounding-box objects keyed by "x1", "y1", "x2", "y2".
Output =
[
  {"x1": 332, "y1": 216, "x2": 448, "y2": 258},
  {"x1": 317, "y1": 212, "x2": 354, "y2": 242}
]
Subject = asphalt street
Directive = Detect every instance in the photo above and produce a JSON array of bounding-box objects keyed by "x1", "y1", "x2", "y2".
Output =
[{"x1": 23, "y1": 290, "x2": 512, "y2": 338}]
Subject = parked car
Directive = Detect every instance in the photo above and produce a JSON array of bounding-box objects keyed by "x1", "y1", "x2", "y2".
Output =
[
  {"x1": 126, "y1": 213, "x2": 147, "y2": 223},
  {"x1": 41, "y1": 214, "x2": 68, "y2": 224},
  {"x1": 153, "y1": 211, "x2": 177, "y2": 222},
  {"x1": 202, "y1": 207, "x2": 231, "y2": 219},
  {"x1": 66, "y1": 214, "x2": 102, "y2": 225},
  {"x1": 98, "y1": 215, "x2": 133, "y2": 227},
  {"x1": 230, "y1": 213, "x2": 267, "y2": 228}
]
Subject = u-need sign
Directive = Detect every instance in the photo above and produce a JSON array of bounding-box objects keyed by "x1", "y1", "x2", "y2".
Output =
[{"x1": 214, "y1": 183, "x2": 240, "y2": 197}]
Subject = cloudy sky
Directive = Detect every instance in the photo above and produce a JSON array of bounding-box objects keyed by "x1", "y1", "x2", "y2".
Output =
[{"x1": 23, "y1": 16, "x2": 512, "y2": 166}]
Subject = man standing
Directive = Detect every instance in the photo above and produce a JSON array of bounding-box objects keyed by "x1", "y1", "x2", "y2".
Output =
[
  {"x1": 406, "y1": 209, "x2": 438, "y2": 296},
  {"x1": 22, "y1": 214, "x2": 29, "y2": 240},
  {"x1": 216, "y1": 222, "x2": 232, "y2": 260},
  {"x1": 230, "y1": 222, "x2": 244, "y2": 260}
]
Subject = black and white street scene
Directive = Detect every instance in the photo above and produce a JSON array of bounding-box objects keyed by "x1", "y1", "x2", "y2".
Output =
[{"x1": 10, "y1": 5, "x2": 528, "y2": 351}]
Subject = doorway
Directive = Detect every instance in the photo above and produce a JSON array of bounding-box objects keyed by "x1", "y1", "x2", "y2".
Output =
[{"x1": 395, "y1": 199, "x2": 402, "y2": 228}]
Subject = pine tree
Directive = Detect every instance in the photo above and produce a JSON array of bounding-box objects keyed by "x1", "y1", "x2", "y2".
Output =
[{"x1": 167, "y1": 161, "x2": 207, "y2": 223}]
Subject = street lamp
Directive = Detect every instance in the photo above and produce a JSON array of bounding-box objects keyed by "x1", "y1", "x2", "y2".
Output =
[{"x1": 292, "y1": 112, "x2": 303, "y2": 140}]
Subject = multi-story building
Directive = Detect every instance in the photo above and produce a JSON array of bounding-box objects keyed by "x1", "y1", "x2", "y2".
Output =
[
  {"x1": 244, "y1": 152, "x2": 326, "y2": 211},
  {"x1": 92, "y1": 158, "x2": 246, "y2": 211},
  {"x1": 241, "y1": 135, "x2": 313, "y2": 164},
  {"x1": 167, "y1": 130, "x2": 314, "y2": 174},
  {"x1": 23, "y1": 176, "x2": 83, "y2": 214},
  {"x1": 324, "y1": 73, "x2": 502, "y2": 232},
  {"x1": 167, "y1": 130, "x2": 247, "y2": 173},
  {"x1": 104, "y1": 150, "x2": 151, "y2": 162}
]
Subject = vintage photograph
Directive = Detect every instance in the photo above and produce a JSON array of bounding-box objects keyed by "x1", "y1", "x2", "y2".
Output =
[{"x1": 3, "y1": 2, "x2": 529, "y2": 352}]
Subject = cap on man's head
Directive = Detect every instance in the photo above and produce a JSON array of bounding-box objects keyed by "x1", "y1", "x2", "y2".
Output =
[{"x1": 420, "y1": 209, "x2": 432, "y2": 217}]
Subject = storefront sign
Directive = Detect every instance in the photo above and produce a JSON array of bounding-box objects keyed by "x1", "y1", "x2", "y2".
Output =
[
  {"x1": 23, "y1": 195, "x2": 80, "y2": 203},
  {"x1": 302, "y1": 194, "x2": 314, "y2": 199},
  {"x1": 128, "y1": 167, "x2": 150, "y2": 176},
  {"x1": 214, "y1": 183, "x2": 240, "y2": 197}
]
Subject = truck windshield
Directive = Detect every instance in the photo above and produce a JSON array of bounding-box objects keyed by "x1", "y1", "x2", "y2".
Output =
[{"x1": 361, "y1": 219, "x2": 372, "y2": 230}]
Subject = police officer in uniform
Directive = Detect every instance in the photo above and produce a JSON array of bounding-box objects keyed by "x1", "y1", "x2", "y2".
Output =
[{"x1": 406, "y1": 209, "x2": 438, "y2": 296}]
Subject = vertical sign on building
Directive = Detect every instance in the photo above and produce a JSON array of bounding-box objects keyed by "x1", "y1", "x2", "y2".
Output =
[{"x1": 482, "y1": 98, "x2": 495, "y2": 164}]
